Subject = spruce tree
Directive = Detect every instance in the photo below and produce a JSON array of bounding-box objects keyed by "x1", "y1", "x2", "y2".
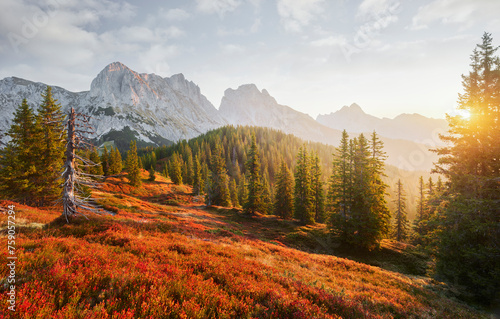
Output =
[
  {"x1": 392, "y1": 179, "x2": 409, "y2": 242},
  {"x1": 206, "y1": 142, "x2": 231, "y2": 206},
  {"x1": 311, "y1": 153, "x2": 325, "y2": 222},
  {"x1": 433, "y1": 32, "x2": 500, "y2": 303},
  {"x1": 0, "y1": 99, "x2": 41, "y2": 204},
  {"x1": 101, "y1": 147, "x2": 109, "y2": 176},
  {"x1": 328, "y1": 130, "x2": 352, "y2": 239},
  {"x1": 169, "y1": 153, "x2": 183, "y2": 185},
  {"x1": 35, "y1": 86, "x2": 66, "y2": 204},
  {"x1": 294, "y1": 146, "x2": 314, "y2": 225},
  {"x1": 244, "y1": 133, "x2": 265, "y2": 214},
  {"x1": 229, "y1": 178, "x2": 239, "y2": 207},
  {"x1": 192, "y1": 154, "x2": 202, "y2": 195},
  {"x1": 113, "y1": 147, "x2": 123, "y2": 174},
  {"x1": 126, "y1": 140, "x2": 141, "y2": 187},
  {"x1": 238, "y1": 175, "x2": 248, "y2": 207},
  {"x1": 274, "y1": 159, "x2": 294, "y2": 219},
  {"x1": 89, "y1": 148, "x2": 104, "y2": 176},
  {"x1": 148, "y1": 165, "x2": 156, "y2": 181}
]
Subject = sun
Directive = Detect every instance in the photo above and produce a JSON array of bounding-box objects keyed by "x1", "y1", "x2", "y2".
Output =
[{"x1": 457, "y1": 109, "x2": 471, "y2": 120}]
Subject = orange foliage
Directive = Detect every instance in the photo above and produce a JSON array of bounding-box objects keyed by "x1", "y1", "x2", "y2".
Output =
[{"x1": 0, "y1": 178, "x2": 485, "y2": 318}]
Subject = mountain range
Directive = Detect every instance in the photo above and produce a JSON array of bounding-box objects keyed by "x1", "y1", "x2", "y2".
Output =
[{"x1": 0, "y1": 62, "x2": 444, "y2": 171}]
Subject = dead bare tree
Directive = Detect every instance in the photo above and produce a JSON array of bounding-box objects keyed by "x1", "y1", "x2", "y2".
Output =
[{"x1": 61, "y1": 107, "x2": 106, "y2": 221}]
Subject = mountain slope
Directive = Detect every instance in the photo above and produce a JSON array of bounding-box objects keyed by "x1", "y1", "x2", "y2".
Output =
[
  {"x1": 317, "y1": 103, "x2": 448, "y2": 145},
  {"x1": 0, "y1": 175, "x2": 485, "y2": 318},
  {"x1": 0, "y1": 62, "x2": 226, "y2": 150}
]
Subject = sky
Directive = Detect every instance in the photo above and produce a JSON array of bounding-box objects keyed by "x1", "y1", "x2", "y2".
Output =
[{"x1": 0, "y1": 0, "x2": 499, "y2": 119}]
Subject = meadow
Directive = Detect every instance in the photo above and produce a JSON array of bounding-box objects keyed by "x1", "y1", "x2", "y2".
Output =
[{"x1": 0, "y1": 172, "x2": 485, "y2": 318}]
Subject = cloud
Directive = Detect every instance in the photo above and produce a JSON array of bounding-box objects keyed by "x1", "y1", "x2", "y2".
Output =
[
  {"x1": 357, "y1": 0, "x2": 400, "y2": 21},
  {"x1": 195, "y1": 0, "x2": 242, "y2": 17},
  {"x1": 310, "y1": 35, "x2": 346, "y2": 47},
  {"x1": 411, "y1": 0, "x2": 500, "y2": 30},
  {"x1": 220, "y1": 44, "x2": 245, "y2": 54},
  {"x1": 277, "y1": 0, "x2": 325, "y2": 32},
  {"x1": 160, "y1": 8, "x2": 190, "y2": 21}
]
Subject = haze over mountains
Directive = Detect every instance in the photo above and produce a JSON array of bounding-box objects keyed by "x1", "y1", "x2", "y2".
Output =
[
  {"x1": 317, "y1": 103, "x2": 448, "y2": 146},
  {"x1": 0, "y1": 62, "x2": 443, "y2": 170}
]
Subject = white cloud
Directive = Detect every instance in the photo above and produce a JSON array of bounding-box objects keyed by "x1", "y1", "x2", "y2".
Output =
[
  {"x1": 196, "y1": 0, "x2": 242, "y2": 17},
  {"x1": 160, "y1": 8, "x2": 190, "y2": 21},
  {"x1": 411, "y1": 0, "x2": 500, "y2": 30},
  {"x1": 277, "y1": 0, "x2": 325, "y2": 32},
  {"x1": 221, "y1": 44, "x2": 245, "y2": 54},
  {"x1": 310, "y1": 35, "x2": 346, "y2": 47},
  {"x1": 357, "y1": 0, "x2": 400, "y2": 21}
]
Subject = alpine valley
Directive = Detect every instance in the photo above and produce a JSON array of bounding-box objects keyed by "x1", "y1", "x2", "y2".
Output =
[{"x1": 0, "y1": 62, "x2": 444, "y2": 171}]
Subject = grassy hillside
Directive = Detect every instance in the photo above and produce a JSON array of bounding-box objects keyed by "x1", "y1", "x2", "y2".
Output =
[{"x1": 0, "y1": 171, "x2": 484, "y2": 318}]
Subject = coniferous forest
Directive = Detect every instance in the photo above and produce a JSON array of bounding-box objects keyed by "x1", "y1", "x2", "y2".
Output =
[{"x1": 0, "y1": 33, "x2": 498, "y2": 317}]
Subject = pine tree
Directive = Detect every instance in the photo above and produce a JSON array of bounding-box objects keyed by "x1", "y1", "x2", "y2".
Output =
[
  {"x1": 169, "y1": 153, "x2": 183, "y2": 185},
  {"x1": 328, "y1": 131, "x2": 389, "y2": 249},
  {"x1": 192, "y1": 154, "x2": 202, "y2": 195},
  {"x1": 89, "y1": 148, "x2": 104, "y2": 176},
  {"x1": 34, "y1": 86, "x2": 66, "y2": 204},
  {"x1": 328, "y1": 130, "x2": 352, "y2": 239},
  {"x1": 392, "y1": 179, "x2": 409, "y2": 242},
  {"x1": 311, "y1": 153, "x2": 325, "y2": 222},
  {"x1": 238, "y1": 175, "x2": 248, "y2": 206},
  {"x1": 113, "y1": 147, "x2": 123, "y2": 174},
  {"x1": 367, "y1": 131, "x2": 391, "y2": 246},
  {"x1": 148, "y1": 165, "x2": 156, "y2": 182},
  {"x1": 294, "y1": 147, "x2": 314, "y2": 225},
  {"x1": 433, "y1": 33, "x2": 500, "y2": 303},
  {"x1": 274, "y1": 159, "x2": 294, "y2": 219},
  {"x1": 229, "y1": 178, "x2": 239, "y2": 207},
  {"x1": 126, "y1": 140, "x2": 141, "y2": 187},
  {"x1": 244, "y1": 133, "x2": 265, "y2": 214},
  {"x1": 101, "y1": 147, "x2": 109, "y2": 176},
  {"x1": 0, "y1": 99, "x2": 41, "y2": 204},
  {"x1": 206, "y1": 142, "x2": 231, "y2": 206}
]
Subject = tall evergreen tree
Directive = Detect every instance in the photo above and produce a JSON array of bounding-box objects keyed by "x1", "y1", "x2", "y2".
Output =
[
  {"x1": 294, "y1": 147, "x2": 314, "y2": 224},
  {"x1": 433, "y1": 32, "x2": 500, "y2": 303},
  {"x1": 112, "y1": 147, "x2": 123, "y2": 174},
  {"x1": 392, "y1": 179, "x2": 409, "y2": 242},
  {"x1": 35, "y1": 86, "x2": 66, "y2": 204},
  {"x1": 89, "y1": 148, "x2": 104, "y2": 176},
  {"x1": 101, "y1": 147, "x2": 110, "y2": 176},
  {"x1": 126, "y1": 140, "x2": 141, "y2": 187},
  {"x1": 148, "y1": 165, "x2": 156, "y2": 182},
  {"x1": 244, "y1": 133, "x2": 265, "y2": 214},
  {"x1": 169, "y1": 153, "x2": 183, "y2": 185},
  {"x1": 311, "y1": 153, "x2": 325, "y2": 222},
  {"x1": 192, "y1": 154, "x2": 202, "y2": 195},
  {"x1": 274, "y1": 159, "x2": 294, "y2": 219},
  {"x1": 229, "y1": 178, "x2": 239, "y2": 207},
  {"x1": 328, "y1": 130, "x2": 352, "y2": 239},
  {"x1": 206, "y1": 142, "x2": 231, "y2": 206},
  {"x1": 0, "y1": 99, "x2": 41, "y2": 204},
  {"x1": 238, "y1": 175, "x2": 248, "y2": 207}
]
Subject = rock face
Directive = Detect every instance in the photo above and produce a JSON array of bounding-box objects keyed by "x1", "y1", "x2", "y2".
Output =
[
  {"x1": 219, "y1": 84, "x2": 342, "y2": 145},
  {"x1": 0, "y1": 62, "x2": 226, "y2": 148},
  {"x1": 317, "y1": 103, "x2": 448, "y2": 145}
]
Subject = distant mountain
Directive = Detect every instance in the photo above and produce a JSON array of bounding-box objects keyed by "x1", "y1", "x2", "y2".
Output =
[
  {"x1": 317, "y1": 103, "x2": 448, "y2": 145},
  {"x1": 0, "y1": 62, "x2": 226, "y2": 150},
  {"x1": 219, "y1": 84, "x2": 342, "y2": 145},
  {"x1": 0, "y1": 63, "x2": 439, "y2": 170},
  {"x1": 219, "y1": 85, "x2": 438, "y2": 171}
]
